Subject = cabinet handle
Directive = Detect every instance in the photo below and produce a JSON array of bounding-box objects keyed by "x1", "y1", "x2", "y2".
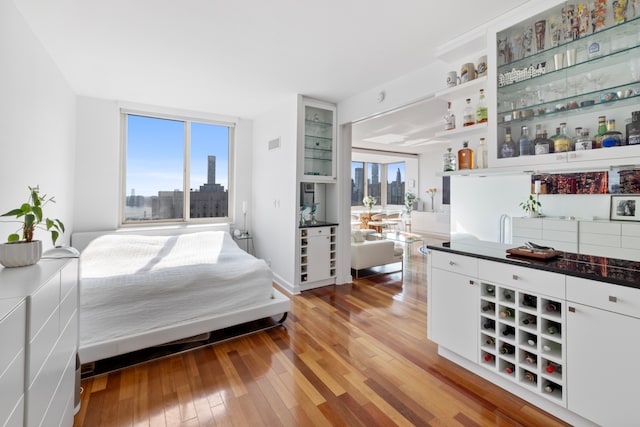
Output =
[
  {"x1": 512, "y1": 274, "x2": 519, "y2": 280},
  {"x1": 609, "y1": 296, "x2": 618, "y2": 303},
  {"x1": 568, "y1": 306, "x2": 576, "y2": 313},
  {"x1": 449, "y1": 261, "x2": 456, "y2": 266},
  {"x1": 469, "y1": 280, "x2": 475, "y2": 285}
]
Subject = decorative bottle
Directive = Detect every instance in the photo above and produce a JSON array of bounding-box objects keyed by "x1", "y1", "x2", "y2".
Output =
[
  {"x1": 475, "y1": 89, "x2": 488, "y2": 124},
  {"x1": 499, "y1": 307, "x2": 514, "y2": 318},
  {"x1": 575, "y1": 129, "x2": 593, "y2": 150},
  {"x1": 500, "y1": 126, "x2": 518, "y2": 158},
  {"x1": 594, "y1": 115, "x2": 607, "y2": 148},
  {"x1": 463, "y1": 98, "x2": 475, "y2": 127},
  {"x1": 519, "y1": 125, "x2": 533, "y2": 156},
  {"x1": 443, "y1": 147, "x2": 457, "y2": 171},
  {"x1": 628, "y1": 111, "x2": 640, "y2": 145},
  {"x1": 444, "y1": 101, "x2": 456, "y2": 131},
  {"x1": 553, "y1": 123, "x2": 571, "y2": 152},
  {"x1": 476, "y1": 137, "x2": 488, "y2": 169},
  {"x1": 458, "y1": 141, "x2": 474, "y2": 170},
  {"x1": 601, "y1": 119, "x2": 624, "y2": 147},
  {"x1": 572, "y1": 127, "x2": 582, "y2": 151}
]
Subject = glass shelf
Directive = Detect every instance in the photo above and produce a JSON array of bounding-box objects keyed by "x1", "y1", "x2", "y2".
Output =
[{"x1": 497, "y1": 13, "x2": 640, "y2": 72}]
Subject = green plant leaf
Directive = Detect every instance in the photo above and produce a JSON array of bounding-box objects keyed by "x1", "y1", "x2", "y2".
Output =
[
  {"x1": 1, "y1": 208, "x2": 24, "y2": 217},
  {"x1": 51, "y1": 230, "x2": 59, "y2": 245},
  {"x1": 32, "y1": 206, "x2": 42, "y2": 223},
  {"x1": 24, "y1": 213, "x2": 35, "y2": 230},
  {"x1": 7, "y1": 233, "x2": 20, "y2": 242}
]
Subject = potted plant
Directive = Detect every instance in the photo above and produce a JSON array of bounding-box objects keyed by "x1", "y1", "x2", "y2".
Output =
[
  {"x1": 362, "y1": 195, "x2": 377, "y2": 212},
  {"x1": 0, "y1": 186, "x2": 65, "y2": 267},
  {"x1": 404, "y1": 191, "x2": 418, "y2": 213},
  {"x1": 520, "y1": 194, "x2": 542, "y2": 217}
]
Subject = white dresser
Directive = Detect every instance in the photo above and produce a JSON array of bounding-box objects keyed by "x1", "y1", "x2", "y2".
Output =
[{"x1": 0, "y1": 258, "x2": 79, "y2": 427}]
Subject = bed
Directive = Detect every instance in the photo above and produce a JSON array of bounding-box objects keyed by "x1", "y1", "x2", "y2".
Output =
[{"x1": 73, "y1": 227, "x2": 290, "y2": 363}]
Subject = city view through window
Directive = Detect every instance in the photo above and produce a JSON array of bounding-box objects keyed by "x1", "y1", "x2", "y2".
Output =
[
  {"x1": 124, "y1": 114, "x2": 231, "y2": 222},
  {"x1": 351, "y1": 161, "x2": 405, "y2": 207}
]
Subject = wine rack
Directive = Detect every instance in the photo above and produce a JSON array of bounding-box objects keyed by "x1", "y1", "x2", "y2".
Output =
[
  {"x1": 479, "y1": 281, "x2": 566, "y2": 405},
  {"x1": 299, "y1": 225, "x2": 337, "y2": 288}
]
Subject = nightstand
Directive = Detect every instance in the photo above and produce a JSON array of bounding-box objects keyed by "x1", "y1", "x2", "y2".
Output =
[{"x1": 233, "y1": 233, "x2": 254, "y2": 255}]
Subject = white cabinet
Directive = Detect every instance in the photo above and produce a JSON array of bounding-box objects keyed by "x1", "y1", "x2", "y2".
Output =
[
  {"x1": 299, "y1": 98, "x2": 336, "y2": 182},
  {"x1": 566, "y1": 276, "x2": 640, "y2": 426},
  {"x1": 0, "y1": 298, "x2": 26, "y2": 426},
  {"x1": 428, "y1": 251, "x2": 479, "y2": 362},
  {"x1": 0, "y1": 258, "x2": 79, "y2": 427},
  {"x1": 299, "y1": 226, "x2": 336, "y2": 291}
]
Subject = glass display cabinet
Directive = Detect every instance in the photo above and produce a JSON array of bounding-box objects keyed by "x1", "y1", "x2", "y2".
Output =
[
  {"x1": 491, "y1": 1, "x2": 640, "y2": 168},
  {"x1": 301, "y1": 99, "x2": 336, "y2": 181}
]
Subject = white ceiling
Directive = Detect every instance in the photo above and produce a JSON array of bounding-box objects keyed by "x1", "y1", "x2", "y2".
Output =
[{"x1": 13, "y1": 0, "x2": 529, "y2": 124}]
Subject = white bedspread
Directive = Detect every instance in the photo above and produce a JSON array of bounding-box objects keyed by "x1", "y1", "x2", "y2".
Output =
[{"x1": 79, "y1": 231, "x2": 274, "y2": 348}]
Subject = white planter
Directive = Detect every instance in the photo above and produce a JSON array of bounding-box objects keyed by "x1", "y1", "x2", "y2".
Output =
[{"x1": 0, "y1": 240, "x2": 43, "y2": 267}]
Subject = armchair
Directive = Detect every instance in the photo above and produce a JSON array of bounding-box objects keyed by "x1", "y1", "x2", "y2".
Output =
[{"x1": 350, "y1": 230, "x2": 403, "y2": 278}]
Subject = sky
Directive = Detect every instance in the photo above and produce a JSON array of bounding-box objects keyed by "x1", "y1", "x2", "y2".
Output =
[{"x1": 126, "y1": 115, "x2": 229, "y2": 197}]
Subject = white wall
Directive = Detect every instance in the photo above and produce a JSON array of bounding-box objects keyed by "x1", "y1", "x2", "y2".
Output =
[
  {"x1": 73, "y1": 97, "x2": 254, "y2": 233},
  {"x1": 0, "y1": 1, "x2": 76, "y2": 249},
  {"x1": 251, "y1": 95, "x2": 298, "y2": 291}
]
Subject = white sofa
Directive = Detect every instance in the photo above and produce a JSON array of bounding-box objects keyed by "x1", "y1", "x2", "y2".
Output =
[{"x1": 350, "y1": 229, "x2": 403, "y2": 278}]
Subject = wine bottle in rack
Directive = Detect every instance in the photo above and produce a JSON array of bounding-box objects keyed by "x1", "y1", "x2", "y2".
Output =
[
  {"x1": 485, "y1": 336, "x2": 496, "y2": 345},
  {"x1": 546, "y1": 324, "x2": 559, "y2": 335},
  {"x1": 524, "y1": 371, "x2": 536, "y2": 382},
  {"x1": 546, "y1": 302, "x2": 560, "y2": 312},
  {"x1": 482, "y1": 302, "x2": 494, "y2": 312},
  {"x1": 527, "y1": 337, "x2": 537, "y2": 347},
  {"x1": 483, "y1": 319, "x2": 495, "y2": 330},
  {"x1": 524, "y1": 353, "x2": 536, "y2": 364},
  {"x1": 505, "y1": 364, "x2": 515, "y2": 374},
  {"x1": 522, "y1": 294, "x2": 537, "y2": 308},
  {"x1": 500, "y1": 344, "x2": 515, "y2": 355},
  {"x1": 544, "y1": 382, "x2": 557, "y2": 393},
  {"x1": 486, "y1": 285, "x2": 495, "y2": 295},
  {"x1": 484, "y1": 353, "x2": 494, "y2": 362},
  {"x1": 499, "y1": 307, "x2": 514, "y2": 318},
  {"x1": 502, "y1": 326, "x2": 515, "y2": 337},
  {"x1": 545, "y1": 361, "x2": 562, "y2": 374},
  {"x1": 521, "y1": 315, "x2": 537, "y2": 325},
  {"x1": 503, "y1": 290, "x2": 513, "y2": 300}
]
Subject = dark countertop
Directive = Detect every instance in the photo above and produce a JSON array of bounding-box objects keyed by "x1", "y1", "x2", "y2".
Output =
[
  {"x1": 427, "y1": 239, "x2": 640, "y2": 290},
  {"x1": 299, "y1": 220, "x2": 339, "y2": 228}
]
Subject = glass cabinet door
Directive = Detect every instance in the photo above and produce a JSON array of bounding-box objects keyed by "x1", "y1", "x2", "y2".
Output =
[{"x1": 303, "y1": 103, "x2": 336, "y2": 180}]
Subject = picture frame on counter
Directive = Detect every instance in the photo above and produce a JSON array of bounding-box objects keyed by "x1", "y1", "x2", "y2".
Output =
[{"x1": 610, "y1": 195, "x2": 640, "y2": 221}]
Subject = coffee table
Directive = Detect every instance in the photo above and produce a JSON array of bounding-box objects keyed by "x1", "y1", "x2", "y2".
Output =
[{"x1": 368, "y1": 231, "x2": 425, "y2": 258}]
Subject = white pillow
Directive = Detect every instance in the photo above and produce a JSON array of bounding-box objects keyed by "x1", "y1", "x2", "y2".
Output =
[{"x1": 352, "y1": 230, "x2": 365, "y2": 243}]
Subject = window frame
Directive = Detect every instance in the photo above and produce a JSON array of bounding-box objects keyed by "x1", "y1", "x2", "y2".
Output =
[
  {"x1": 120, "y1": 109, "x2": 235, "y2": 226},
  {"x1": 351, "y1": 160, "x2": 406, "y2": 209}
]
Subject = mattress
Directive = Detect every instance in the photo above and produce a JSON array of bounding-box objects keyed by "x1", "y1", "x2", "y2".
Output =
[{"x1": 79, "y1": 231, "x2": 274, "y2": 348}]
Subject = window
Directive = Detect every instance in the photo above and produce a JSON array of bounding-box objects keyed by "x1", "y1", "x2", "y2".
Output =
[
  {"x1": 386, "y1": 162, "x2": 405, "y2": 205},
  {"x1": 351, "y1": 162, "x2": 364, "y2": 207},
  {"x1": 123, "y1": 112, "x2": 233, "y2": 224},
  {"x1": 351, "y1": 160, "x2": 405, "y2": 207}
]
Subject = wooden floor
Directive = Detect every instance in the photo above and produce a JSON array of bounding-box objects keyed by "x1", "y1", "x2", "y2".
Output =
[{"x1": 73, "y1": 250, "x2": 570, "y2": 427}]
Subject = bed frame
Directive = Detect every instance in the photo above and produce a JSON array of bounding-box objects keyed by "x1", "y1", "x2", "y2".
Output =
[{"x1": 72, "y1": 224, "x2": 290, "y2": 364}]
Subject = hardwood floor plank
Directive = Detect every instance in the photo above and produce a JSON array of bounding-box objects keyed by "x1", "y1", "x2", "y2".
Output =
[{"x1": 75, "y1": 252, "x2": 571, "y2": 427}]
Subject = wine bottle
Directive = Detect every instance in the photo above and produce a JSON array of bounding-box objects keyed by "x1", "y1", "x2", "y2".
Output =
[
  {"x1": 499, "y1": 308, "x2": 514, "y2": 318},
  {"x1": 484, "y1": 353, "x2": 494, "y2": 362},
  {"x1": 502, "y1": 326, "x2": 515, "y2": 337},
  {"x1": 524, "y1": 371, "x2": 536, "y2": 382},
  {"x1": 547, "y1": 325, "x2": 559, "y2": 335},
  {"x1": 521, "y1": 315, "x2": 537, "y2": 325},
  {"x1": 546, "y1": 362, "x2": 562, "y2": 374},
  {"x1": 475, "y1": 89, "x2": 488, "y2": 124},
  {"x1": 544, "y1": 382, "x2": 557, "y2": 393},
  {"x1": 503, "y1": 290, "x2": 513, "y2": 300},
  {"x1": 463, "y1": 98, "x2": 475, "y2": 127},
  {"x1": 457, "y1": 141, "x2": 474, "y2": 170},
  {"x1": 485, "y1": 336, "x2": 496, "y2": 346},
  {"x1": 500, "y1": 345, "x2": 514, "y2": 355},
  {"x1": 444, "y1": 101, "x2": 456, "y2": 131},
  {"x1": 486, "y1": 285, "x2": 495, "y2": 295},
  {"x1": 483, "y1": 319, "x2": 495, "y2": 330},
  {"x1": 505, "y1": 364, "x2": 515, "y2": 374},
  {"x1": 482, "y1": 303, "x2": 494, "y2": 312},
  {"x1": 522, "y1": 294, "x2": 537, "y2": 308},
  {"x1": 527, "y1": 338, "x2": 537, "y2": 347},
  {"x1": 546, "y1": 302, "x2": 559, "y2": 312}
]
